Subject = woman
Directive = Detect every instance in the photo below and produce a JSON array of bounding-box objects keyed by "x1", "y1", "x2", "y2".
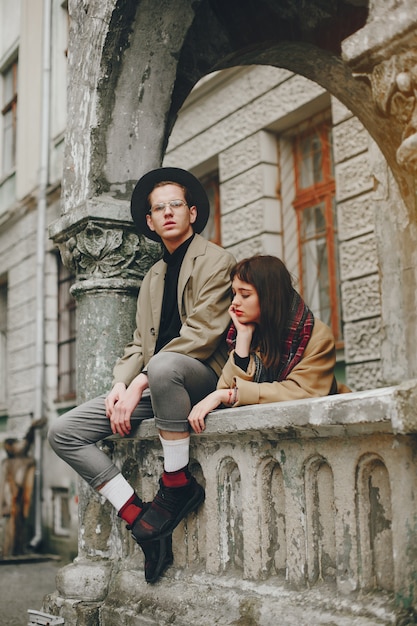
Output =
[{"x1": 188, "y1": 255, "x2": 349, "y2": 434}]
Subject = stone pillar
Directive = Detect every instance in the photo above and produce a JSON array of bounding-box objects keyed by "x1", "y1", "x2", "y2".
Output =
[
  {"x1": 342, "y1": 1, "x2": 417, "y2": 384},
  {"x1": 47, "y1": 0, "x2": 206, "y2": 616},
  {"x1": 48, "y1": 198, "x2": 161, "y2": 613},
  {"x1": 49, "y1": 198, "x2": 161, "y2": 401}
]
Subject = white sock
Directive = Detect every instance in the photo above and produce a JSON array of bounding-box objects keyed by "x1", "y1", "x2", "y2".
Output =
[
  {"x1": 98, "y1": 473, "x2": 134, "y2": 511},
  {"x1": 159, "y1": 435, "x2": 190, "y2": 473}
]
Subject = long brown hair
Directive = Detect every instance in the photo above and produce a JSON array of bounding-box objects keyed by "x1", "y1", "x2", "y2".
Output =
[{"x1": 231, "y1": 255, "x2": 294, "y2": 375}]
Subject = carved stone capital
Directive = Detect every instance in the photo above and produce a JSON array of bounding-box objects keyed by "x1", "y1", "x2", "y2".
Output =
[
  {"x1": 49, "y1": 198, "x2": 162, "y2": 291},
  {"x1": 57, "y1": 221, "x2": 161, "y2": 284},
  {"x1": 370, "y1": 50, "x2": 417, "y2": 173},
  {"x1": 342, "y1": 3, "x2": 417, "y2": 174}
]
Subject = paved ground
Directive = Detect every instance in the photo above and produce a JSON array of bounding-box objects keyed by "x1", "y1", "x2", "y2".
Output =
[{"x1": 0, "y1": 556, "x2": 63, "y2": 626}]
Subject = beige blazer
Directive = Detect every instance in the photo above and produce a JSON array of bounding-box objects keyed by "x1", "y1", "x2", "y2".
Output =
[
  {"x1": 217, "y1": 318, "x2": 350, "y2": 405},
  {"x1": 112, "y1": 234, "x2": 236, "y2": 386}
]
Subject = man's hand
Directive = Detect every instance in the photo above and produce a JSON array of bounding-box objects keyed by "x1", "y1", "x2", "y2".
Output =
[
  {"x1": 188, "y1": 389, "x2": 228, "y2": 434},
  {"x1": 105, "y1": 374, "x2": 148, "y2": 436}
]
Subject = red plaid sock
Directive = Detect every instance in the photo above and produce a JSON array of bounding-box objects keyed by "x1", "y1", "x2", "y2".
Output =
[
  {"x1": 161, "y1": 466, "x2": 191, "y2": 488},
  {"x1": 118, "y1": 494, "x2": 143, "y2": 525}
]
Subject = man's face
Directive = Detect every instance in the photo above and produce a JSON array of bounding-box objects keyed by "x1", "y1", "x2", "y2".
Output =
[{"x1": 146, "y1": 183, "x2": 197, "y2": 252}]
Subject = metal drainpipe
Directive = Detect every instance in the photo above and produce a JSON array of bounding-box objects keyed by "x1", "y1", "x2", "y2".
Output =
[{"x1": 29, "y1": 0, "x2": 52, "y2": 551}]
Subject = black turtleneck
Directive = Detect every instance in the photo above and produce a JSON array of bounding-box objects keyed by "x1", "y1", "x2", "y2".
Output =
[{"x1": 154, "y1": 234, "x2": 194, "y2": 353}]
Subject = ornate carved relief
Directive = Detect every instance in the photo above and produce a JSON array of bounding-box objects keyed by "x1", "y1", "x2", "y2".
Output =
[
  {"x1": 370, "y1": 50, "x2": 417, "y2": 173},
  {"x1": 58, "y1": 221, "x2": 162, "y2": 282}
]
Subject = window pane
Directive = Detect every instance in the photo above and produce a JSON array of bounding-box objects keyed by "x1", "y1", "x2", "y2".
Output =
[
  {"x1": 2, "y1": 61, "x2": 18, "y2": 174},
  {"x1": 3, "y1": 67, "x2": 14, "y2": 105},
  {"x1": 57, "y1": 259, "x2": 76, "y2": 400},
  {"x1": 200, "y1": 172, "x2": 221, "y2": 245},
  {"x1": 301, "y1": 203, "x2": 331, "y2": 326},
  {"x1": 299, "y1": 132, "x2": 322, "y2": 188},
  {"x1": 52, "y1": 487, "x2": 71, "y2": 536},
  {"x1": 2, "y1": 110, "x2": 13, "y2": 172},
  {"x1": 292, "y1": 116, "x2": 341, "y2": 343},
  {"x1": 0, "y1": 283, "x2": 7, "y2": 410}
]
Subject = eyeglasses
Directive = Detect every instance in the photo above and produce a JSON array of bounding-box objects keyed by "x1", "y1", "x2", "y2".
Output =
[{"x1": 149, "y1": 199, "x2": 189, "y2": 214}]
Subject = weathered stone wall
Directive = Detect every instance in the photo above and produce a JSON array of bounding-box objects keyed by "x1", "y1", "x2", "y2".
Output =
[
  {"x1": 342, "y1": 0, "x2": 417, "y2": 385},
  {"x1": 332, "y1": 99, "x2": 384, "y2": 391},
  {"x1": 44, "y1": 384, "x2": 417, "y2": 625},
  {"x1": 165, "y1": 68, "x2": 383, "y2": 390},
  {"x1": 0, "y1": 190, "x2": 61, "y2": 432},
  {"x1": 43, "y1": 0, "x2": 417, "y2": 623}
]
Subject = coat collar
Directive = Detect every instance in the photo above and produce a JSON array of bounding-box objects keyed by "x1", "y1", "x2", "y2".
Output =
[{"x1": 148, "y1": 234, "x2": 209, "y2": 327}]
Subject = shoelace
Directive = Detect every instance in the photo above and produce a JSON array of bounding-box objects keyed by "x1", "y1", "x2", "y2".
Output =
[{"x1": 152, "y1": 480, "x2": 189, "y2": 514}]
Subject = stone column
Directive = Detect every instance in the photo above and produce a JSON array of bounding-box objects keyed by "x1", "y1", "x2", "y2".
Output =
[
  {"x1": 50, "y1": 198, "x2": 161, "y2": 401},
  {"x1": 342, "y1": 1, "x2": 417, "y2": 384},
  {"x1": 47, "y1": 0, "x2": 204, "y2": 614},
  {"x1": 48, "y1": 198, "x2": 161, "y2": 609}
]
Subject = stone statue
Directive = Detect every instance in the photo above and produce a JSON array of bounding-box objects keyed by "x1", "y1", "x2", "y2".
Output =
[{"x1": 0, "y1": 418, "x2": 46, "y2": 557}]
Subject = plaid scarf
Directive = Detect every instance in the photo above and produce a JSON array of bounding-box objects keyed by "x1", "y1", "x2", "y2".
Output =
[{"x1": 226, "y1": 290, "x2": 314, "y2": 383}]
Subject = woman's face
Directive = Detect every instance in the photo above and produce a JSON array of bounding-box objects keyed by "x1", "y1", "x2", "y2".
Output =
[{"x1": 231, "y1": 276, "x2": 261, "y2": 325}]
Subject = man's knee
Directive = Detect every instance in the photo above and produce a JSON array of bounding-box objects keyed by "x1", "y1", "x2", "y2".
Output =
[
  {"x1": 147, "y1": 352, "x2": 187, "y2": 386},
  {"x1": 47, "y1": 410, "x2": 73, "y2": 451},
  {"x1": 47, "y1": 418, "x2": 63, "y2": 452}
]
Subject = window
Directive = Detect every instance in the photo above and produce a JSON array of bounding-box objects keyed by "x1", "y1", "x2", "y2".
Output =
[
  {"x1": 0, "y1": 280, "x2": 7, "y2": 414},
  {"x1": 51, "y1": 0, "x2": 69, "y2": 139},
  {"x1": 292, "y1": 118, "x2": 342, "y2": 343},
  {"x1": 1, "y1": 59, "x2": 18, "y2": 175},
  {"x1": 57, "y1": 259, "x2": 76, "y2": 401},
  {"x1": 200, "y1": 171, "x2": 221, "y2": 245},
  {"x1": 52, "y1": 487, "x2": 71, "y2": 536}
]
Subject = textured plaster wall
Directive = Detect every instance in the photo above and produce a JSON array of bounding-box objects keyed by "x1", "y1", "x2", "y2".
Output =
[
  {"x1": 166, "y1": 67, "x2": 383, "y2": 390},
  {"x1": 0, "y1": 194, "x2": 61, "y2": 432}
]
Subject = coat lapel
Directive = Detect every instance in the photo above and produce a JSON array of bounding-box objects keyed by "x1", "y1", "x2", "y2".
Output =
[
  {"x1": 177, "y1": 235, "x2": 207, "y2": 309},
  {"x1": 149, "y1": 261, "x2": 165, "y2": 333}
]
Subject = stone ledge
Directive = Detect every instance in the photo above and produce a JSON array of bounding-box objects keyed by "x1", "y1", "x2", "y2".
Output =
[
  {"x1": 48, "y1": 381, "x2": 417, "y2": 623},
  {"x1": 101, "y1": 568, "x2": 398, "y2": 626},
  {"x1": 127, "y1": 381, "x2": 417, "y2": 443}
]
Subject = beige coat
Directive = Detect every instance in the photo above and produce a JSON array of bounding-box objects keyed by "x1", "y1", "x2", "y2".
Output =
[
  {"x1": 217, "y1": 318, "x2": 350, "y2": 405},
  {"x1": 112, "y1": 234, "x2": 236, "y2": 386}
]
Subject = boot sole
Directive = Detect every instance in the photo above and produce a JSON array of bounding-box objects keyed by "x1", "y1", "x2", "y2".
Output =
[{"x1": 139, "y1": 534, "x2": 174, "y2": 584}]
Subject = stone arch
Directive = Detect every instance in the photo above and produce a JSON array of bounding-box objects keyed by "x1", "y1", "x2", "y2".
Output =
[
  {"x1": 304, "y1": 455, "x2": 337, "y2": 585},
  {"x1": 258, "y1": 457, "x2": 287, "y2": 579},
  {"x1": 67, "y1": 1, "x2": 412, "y2": 207},
  {"x1": 218, "y1": 456, "x2": 243, "y2": 572},
  {"x1": 60, "y1": 0, "x2": 417, "y2": 392},
  {"x1": 355, "y1": 453, "x2": 394, "y2": 591}
]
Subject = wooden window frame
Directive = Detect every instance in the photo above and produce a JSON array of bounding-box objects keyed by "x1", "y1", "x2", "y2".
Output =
[
  {"x1": 1, "y1": 59, "x2": 18, "y2": 174},
  {"x1": 292, "y1": 119, "x2": 342, "y2": 345},
  {"x1": 200, "y1": 171, "x2": 221, "y2": 245}
]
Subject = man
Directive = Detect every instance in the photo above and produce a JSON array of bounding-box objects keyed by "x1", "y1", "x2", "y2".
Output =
[{"x1": 48, "y1": 167, "x2": 235, "y2": 583}]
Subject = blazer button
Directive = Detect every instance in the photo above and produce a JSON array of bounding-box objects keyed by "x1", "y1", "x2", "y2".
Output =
[{"x1": 150, "y1": 328, "x2": 155, "y2": 336}]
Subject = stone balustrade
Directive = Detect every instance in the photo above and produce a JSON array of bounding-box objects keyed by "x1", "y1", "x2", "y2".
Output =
[{"x1": 46, "y1": 381, "x2": 417, "y2": 625}]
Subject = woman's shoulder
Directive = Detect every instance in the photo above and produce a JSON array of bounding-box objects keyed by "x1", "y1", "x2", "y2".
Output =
[{"x1": 309, "y1": 317, "x2": 336, "y2": 346}]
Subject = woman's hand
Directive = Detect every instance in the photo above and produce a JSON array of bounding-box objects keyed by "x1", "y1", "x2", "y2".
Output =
[
  {"x1": 188, "y1": 389, "x2": 229, "y2": 434},
  {"x1": 229, "y1": 304, "x2": 255, "y2": 356}
]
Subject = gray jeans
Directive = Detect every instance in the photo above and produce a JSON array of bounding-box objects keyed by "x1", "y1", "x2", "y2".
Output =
[{"x1": 48, "y1": 352, "x2": 218, "y2": 489}]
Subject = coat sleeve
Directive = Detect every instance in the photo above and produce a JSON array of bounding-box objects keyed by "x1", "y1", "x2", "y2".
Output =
[
  {"x1": 159, "y1": 250, "x2": 235, "y2": 361},
  {"x1": 217, "y1": 319, "x2": 338, "y2": 404}
]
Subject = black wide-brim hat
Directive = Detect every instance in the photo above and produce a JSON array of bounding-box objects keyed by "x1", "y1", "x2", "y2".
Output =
[{"x1": 130, "y1": 167, "x2": 210, "y2": 242}]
